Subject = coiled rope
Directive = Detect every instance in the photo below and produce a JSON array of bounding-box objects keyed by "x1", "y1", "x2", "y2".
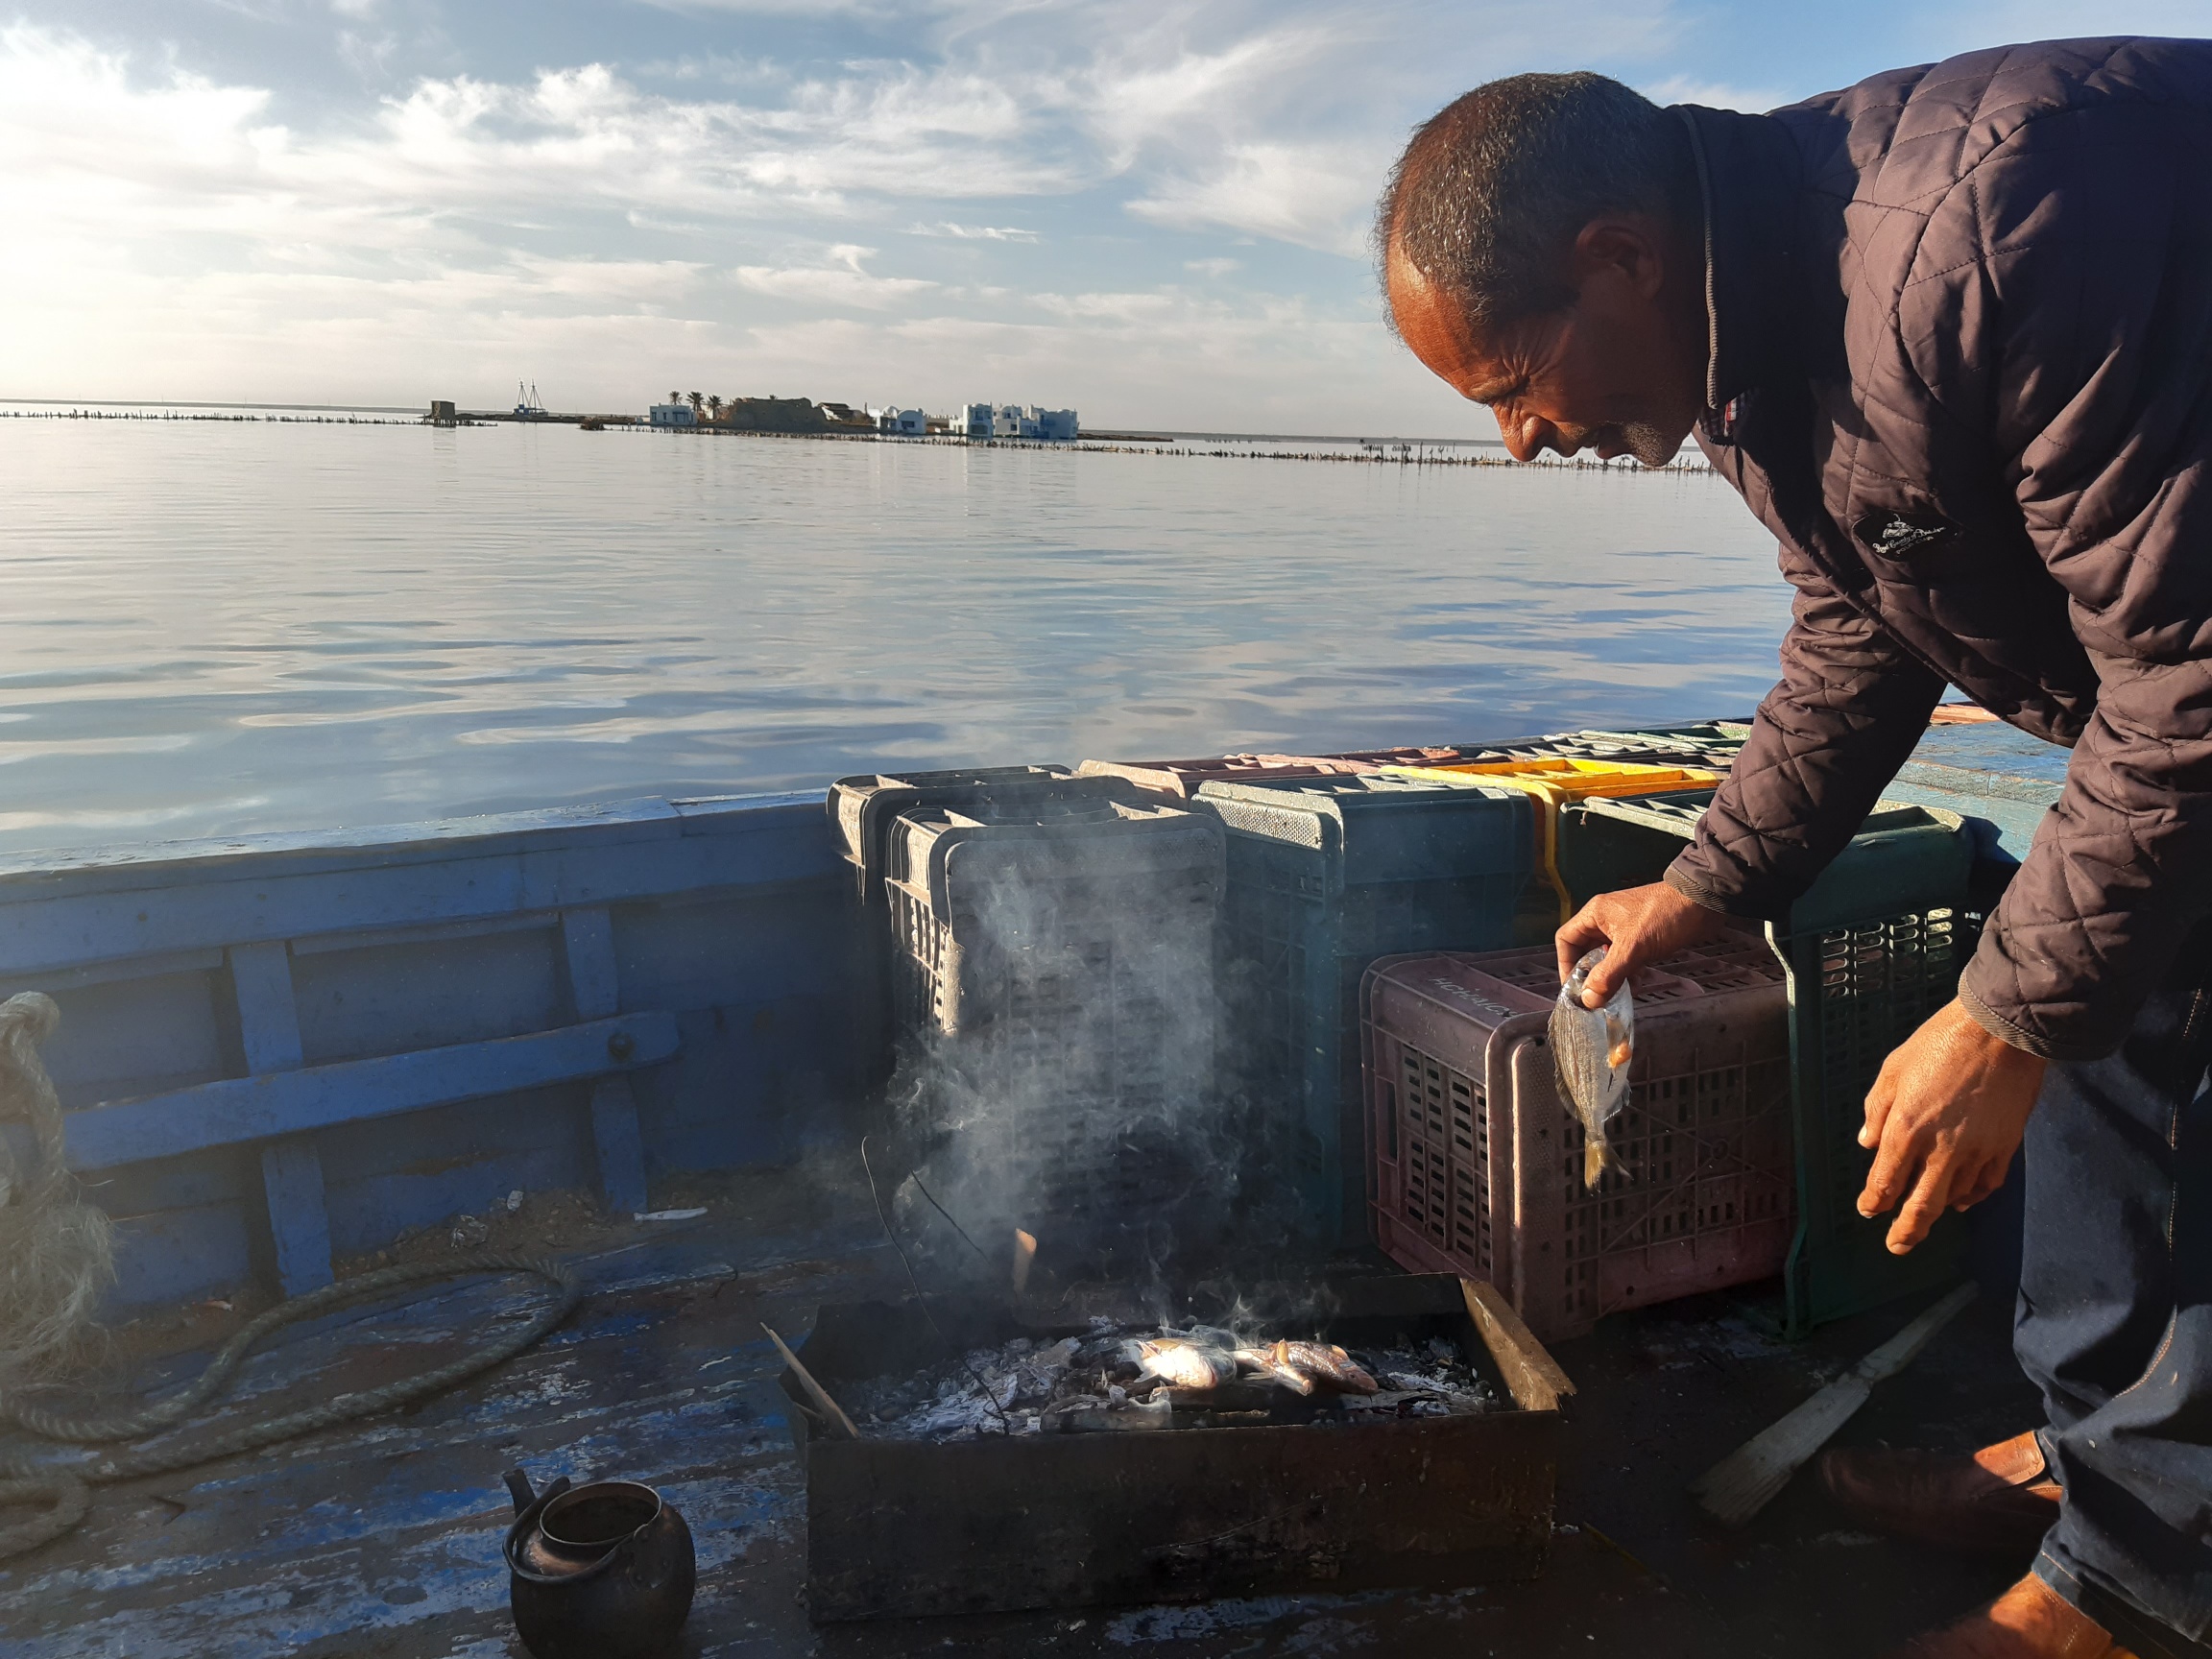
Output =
[{"x1": 0, "y1": 993, "x2": 581, "y2": 1562}]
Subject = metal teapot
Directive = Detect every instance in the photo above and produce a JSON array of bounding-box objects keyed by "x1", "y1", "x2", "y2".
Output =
[{"x1": 502, "y1": 1467, "x2": 696, "y2": 1659}]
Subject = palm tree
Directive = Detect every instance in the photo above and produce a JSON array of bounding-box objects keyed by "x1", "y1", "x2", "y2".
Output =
[
  {"x1": 707, "y1": 395, "x2": 722, "y2": 423},
  {"x1": 668, "y1": 391, "x2": 682, "y2": 407},
  {"x1": 688, "y1": 391, "x2": 705, "y2": 417}
]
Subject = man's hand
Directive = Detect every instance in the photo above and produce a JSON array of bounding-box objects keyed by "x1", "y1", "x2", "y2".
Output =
[
  {"x1": 1857, "y1": 998, "x2": 2045, "y2": 1254},
  {"x1": 1555, "y1": 881, "x2": 1732, "y2": 1004}
]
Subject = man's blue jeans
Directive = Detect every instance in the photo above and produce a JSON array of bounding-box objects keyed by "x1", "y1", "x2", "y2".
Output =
[{"x1": 2021, "y1": 946, "x2": 2212, "y2": 1656}]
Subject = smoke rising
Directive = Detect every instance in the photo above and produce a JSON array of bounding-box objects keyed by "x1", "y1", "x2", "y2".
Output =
[{"x1": 881, "y1": 800, "x2": 1299, "y2": 1295}]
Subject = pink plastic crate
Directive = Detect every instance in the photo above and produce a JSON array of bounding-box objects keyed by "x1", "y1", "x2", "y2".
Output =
[{"x1": 1362, "y1": 937, "x2": 1791, "y2": 1341}]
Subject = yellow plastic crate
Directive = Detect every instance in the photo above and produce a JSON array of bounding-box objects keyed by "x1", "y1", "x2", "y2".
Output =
[{"x1": 1380, "y1": 757, "x2": 1722, "y2": 924}]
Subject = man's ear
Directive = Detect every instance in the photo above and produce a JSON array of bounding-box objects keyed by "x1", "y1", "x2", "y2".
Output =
[{"x1": 1571, "y1": 217, "x2": 1668, "y2": 301}]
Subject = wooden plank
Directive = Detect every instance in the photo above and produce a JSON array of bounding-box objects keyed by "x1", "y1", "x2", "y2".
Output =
[
  {"x1": 0, "y1": 796, "x2": 688, "y2": 881},
  {"x1": 230, "y1": 942, "x2": 305, "y2": 1073},
  {"x1": 0, "y1": 791, "x2": 824, "y2": 894},
  {"x1": 0, "y1": 946, "x2": 224, "y2": 998},
  {"x1": 229, "y1": 942, "x2": 331, "y2": 1295},
  {"x1": 63, "y1": 1011, "x2": 680, "y2": 1171},
  {"x1": 562, "y1": 909, "x2": 620, "y2": 1021},
  {"x1": 261, "y1": 1140, "x2": 334, "y2": 1294},
  {"x1": 1461, "y1": 1278, "x2": 1575, "y2": 1413},
  {"x1": 0, "y1": 806, "x2": 839, "y2": 976},
  {"x1": 289, "y1": 911, "x2": 556, "y2": 958},
  {"x1": 563, "y1": 907, "x2": 649, "y2": 1211},
  {"x1": 589, "y1": 1077, "x2": 650, "y2": 1214}
]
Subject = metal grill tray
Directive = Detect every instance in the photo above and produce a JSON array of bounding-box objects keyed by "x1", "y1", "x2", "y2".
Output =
[{"x1": 781, "y1": 1273, "x2": 1570, "y2": 1622}]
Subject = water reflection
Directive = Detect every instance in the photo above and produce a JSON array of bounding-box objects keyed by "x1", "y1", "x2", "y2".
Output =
[{"x1": 0, "y1": 419, "x2": 1787, "y2": 854}]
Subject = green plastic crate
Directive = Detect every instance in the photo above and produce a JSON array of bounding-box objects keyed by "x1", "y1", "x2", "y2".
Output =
[
  {"x1": 1493, "y1": 721, "x2": 1753, "y2": 768},
  {"x1": 1190, "y1": 774, "x2": 1535, "y2": 1250},
  {"x1": 1554, "y1": 790, "x2": 1979, "y2": 1335}
]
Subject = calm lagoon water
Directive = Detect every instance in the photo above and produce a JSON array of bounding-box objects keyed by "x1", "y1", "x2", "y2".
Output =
[{"x1": 0, "y1": 416, "x2": 1788, "y2": 855}]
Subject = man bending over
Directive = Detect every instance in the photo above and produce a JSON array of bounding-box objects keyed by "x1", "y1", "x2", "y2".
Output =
[{"x1": 1381, "y1": 40, "x2": 2212, "y2": 1659}]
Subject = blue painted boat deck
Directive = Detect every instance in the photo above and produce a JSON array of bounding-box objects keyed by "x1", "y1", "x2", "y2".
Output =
[
  {"x1": 0, "y1": 731, "x2": 2080, "y2": 1654},
  {"x1": 2, "y1": 1168, "x2": 2035, "y2": 1658},
  {"x1": 1885, "y1": 721, "x2": 2068, "y2": 867}
]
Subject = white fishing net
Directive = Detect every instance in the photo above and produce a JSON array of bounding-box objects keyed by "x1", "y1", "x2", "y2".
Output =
[{"x1": 0, "y1": 994, "x2": 115, "y2": 1391}]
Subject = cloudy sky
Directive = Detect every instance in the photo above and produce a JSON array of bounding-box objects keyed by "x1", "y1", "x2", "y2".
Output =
[{"x1": 4, "y1": 2, "x2": 2204, "y2": 430}]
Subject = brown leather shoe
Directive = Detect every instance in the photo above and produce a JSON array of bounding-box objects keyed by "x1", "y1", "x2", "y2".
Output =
[
  {"x1": 1821, "y1": 1431, "x2": 2061, "y2": 1557},
  {"x1": 1887, "y1": 1573, "x2": 2137, "y2": 1658}
]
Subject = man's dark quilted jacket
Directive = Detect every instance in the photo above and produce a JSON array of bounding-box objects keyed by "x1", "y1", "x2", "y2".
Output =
[{"x1": 1660, "y1": 37, "x2": 2212, "y2": 1062}]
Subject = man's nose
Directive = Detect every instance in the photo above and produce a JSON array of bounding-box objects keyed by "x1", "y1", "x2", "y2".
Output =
[{"x1": 1499, "y1": 411, "x2": 1560, "y2": 462}]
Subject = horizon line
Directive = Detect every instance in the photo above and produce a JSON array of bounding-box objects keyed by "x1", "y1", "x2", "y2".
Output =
[{"x1": 0, "y1": 397, "x2": 1510, "y2": 449}]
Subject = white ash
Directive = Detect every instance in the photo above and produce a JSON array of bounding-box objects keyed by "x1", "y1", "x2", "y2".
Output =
[{"x1": 844, "y1": 1329, "x2": 1503, "y2": 1440}]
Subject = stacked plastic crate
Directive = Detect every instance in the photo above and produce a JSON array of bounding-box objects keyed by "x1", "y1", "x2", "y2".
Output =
[
  {"x1": 828, "y1": 765, "x2": 1149, "y2": 1083},
  {"x1": 1364, "y1": 934, "x2": 1791, "y2": 1341},
  {"x1": 829, "y1": 768, "x2": 1229, "y2": 1271},
  {"x1": 1187, "y1": 775, "x2": 1535, "y2": 1249},
  {"x1": 1381, "y1": 757, "x2": 1725, "y2": 930},
  {"x1": 1075, "y1": 744, "x2": 1509, "y2": 800},
  {"x1": 1550, "y1": 790, "x2": 1979, "y2": 1335},
  {"x1": 1074, "y1": 753, "x2": 1381, "y2": 799},
  {"x1": 1475, "y1": 721, "x2": 1752, "y2": 769}
]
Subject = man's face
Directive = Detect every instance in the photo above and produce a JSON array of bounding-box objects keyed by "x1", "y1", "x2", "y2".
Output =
[{"x1": 1385, "y1": 220, "x2": 1703, "y2": 467}]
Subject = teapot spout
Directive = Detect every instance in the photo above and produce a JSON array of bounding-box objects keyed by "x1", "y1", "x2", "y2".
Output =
[{"x1": 503, "y1": 1468, "x2": 537, "y2": 1515}]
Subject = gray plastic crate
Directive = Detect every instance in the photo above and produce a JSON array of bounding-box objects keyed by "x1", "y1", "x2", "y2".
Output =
[
  {"x1": 828, "y1": 764, "x2": 1150, "y2": 902},
  {"x1": 882, "y1": 800, "x2": 1227, "y2": 1271},
  {"x1": 827, "y1": 765, "x2": 1150, "y2": 1084}
]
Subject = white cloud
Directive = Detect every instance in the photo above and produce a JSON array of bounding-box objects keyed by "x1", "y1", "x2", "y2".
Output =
[
  {"x1": 1638, "y1": 74, "x2": 1793, "y2": 114},
  {"x1": 1129, "y1": 141, "x2": 1377, "y2": 255},
  {"x1": 913, "y1": 221, "x2": 1040, "y2": 241},
  {"x1": 733, "y1": 245, "x2": 938, "y2": 308},
  {"x1": 0, "y1": 3, "x2": 1744, "y2": 424}
]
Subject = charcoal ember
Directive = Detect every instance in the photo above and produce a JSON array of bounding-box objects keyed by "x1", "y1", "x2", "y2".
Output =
[{"x1": 854, "y1": 1322, "x2": 1506, "y2": 1439}]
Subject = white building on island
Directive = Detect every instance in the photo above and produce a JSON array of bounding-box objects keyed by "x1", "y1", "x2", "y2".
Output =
[
  {"x1": 962, "y1": 402, "x2": 1078, "y2": 441},
  {"x1": 648, "y1": 403, "x2": 696, "y2": 428}
]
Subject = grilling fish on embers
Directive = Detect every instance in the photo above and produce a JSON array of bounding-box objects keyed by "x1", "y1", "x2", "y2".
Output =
[
  {"x1": 1233, "y1": 1347, "x2": 1314, "y2": 1395},
  {"x1": 1262, "y1": 1340, "x2": 1379, "y2": 1395},
  {"x1": 1136, "y1": 1337, "x2": 1235, "y2": 1390}
]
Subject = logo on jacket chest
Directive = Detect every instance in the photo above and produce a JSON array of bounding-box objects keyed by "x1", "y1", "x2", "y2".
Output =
[{"x1": 1853, "y1": 509, "x2": 1959, "y2": 561}]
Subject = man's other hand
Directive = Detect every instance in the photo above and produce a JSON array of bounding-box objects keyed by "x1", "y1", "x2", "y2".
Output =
[
  {"x1": 1554, "y1": 881, "x2": 1731, "y2": 1004},
  {"x1": 1857, "y1": 998, "x2": 2046, "y2": 1254}
]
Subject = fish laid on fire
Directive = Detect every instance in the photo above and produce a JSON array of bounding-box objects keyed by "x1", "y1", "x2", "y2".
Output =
[
  {"x1": 1135, "y1": 1336, "x2": 1236, "y2": 1390},
  {"x1": 1238, "y1": 1340, "x2": 1380, "y2": 1396},
  {"x1": 1234, "y1": 1346, "x2": 1314, "y2": 1395}
]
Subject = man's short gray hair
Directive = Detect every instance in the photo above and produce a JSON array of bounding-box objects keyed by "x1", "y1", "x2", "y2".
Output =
[{"x1": 1378, "y1": 72, "x2": 1695, "y2": 331}]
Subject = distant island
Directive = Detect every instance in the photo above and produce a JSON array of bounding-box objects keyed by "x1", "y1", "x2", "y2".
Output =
[{"x1": 427, "y1": 392, "x2": 1079, "y2": 441}]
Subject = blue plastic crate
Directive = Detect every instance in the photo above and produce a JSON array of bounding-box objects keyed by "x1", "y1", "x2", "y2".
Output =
[{"x1": 1190, "y1": 775, "x2": 1534, "y2": 1249}]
